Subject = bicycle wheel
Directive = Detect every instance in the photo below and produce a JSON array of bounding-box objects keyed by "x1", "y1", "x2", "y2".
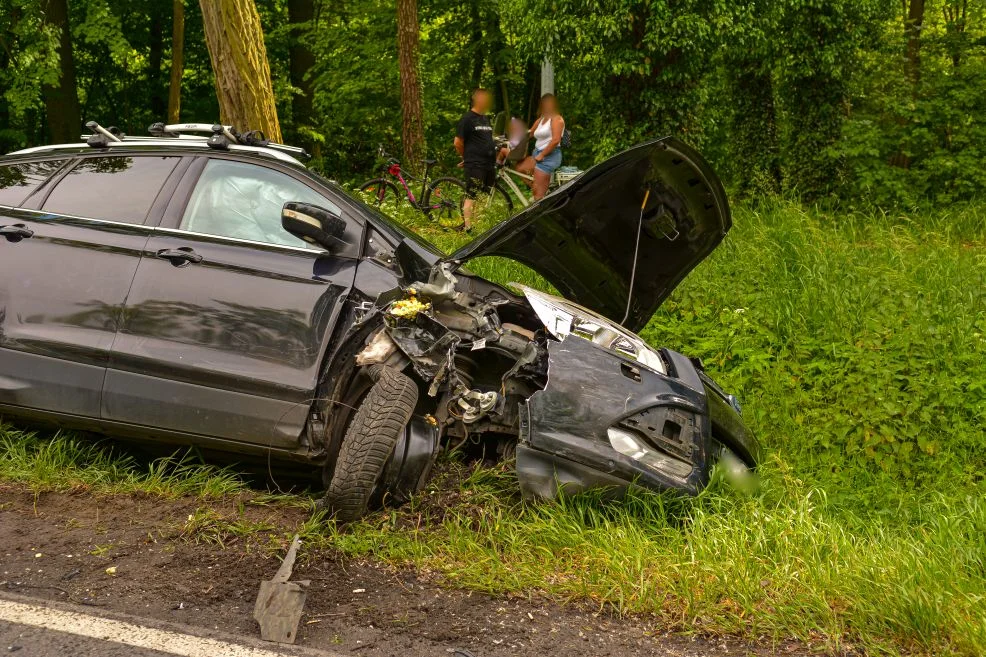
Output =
[
  {"x1": 487, "y1": 181, "x2": 515, "y2": 217},
  {"x1": 425, "y1": 177, "x2": 468, "y2": 228},
  {"x1": 359, "y1": 178, "x2": 402, "y2": 210}
]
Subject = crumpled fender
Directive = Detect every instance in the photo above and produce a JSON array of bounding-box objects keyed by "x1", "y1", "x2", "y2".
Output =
[{"x1": 516, "y1": 336, "x2": 715, "y2": 499}]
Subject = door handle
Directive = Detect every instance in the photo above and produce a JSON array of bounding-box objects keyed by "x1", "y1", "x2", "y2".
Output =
[
  {"x1": 0, "y1": 224, "x2": 34, "y2": 240},
  {"x1": 156, "y1": 247, "x2": 203, "y2": 266}
]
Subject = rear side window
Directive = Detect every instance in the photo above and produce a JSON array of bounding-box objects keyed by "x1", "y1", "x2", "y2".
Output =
[
  {"x1": 42, "y1": 156, "x2": 179, "y2": 224},
  {"x1": 0, "y1": 160, "x2": 66, "y2": 207}
]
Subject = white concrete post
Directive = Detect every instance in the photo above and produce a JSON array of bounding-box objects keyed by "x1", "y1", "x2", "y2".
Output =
[{"x1": 540, "y1": 58, "x2": 554, "y2": 97}]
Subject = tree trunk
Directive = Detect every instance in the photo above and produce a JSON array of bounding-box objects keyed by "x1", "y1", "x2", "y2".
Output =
[
  {"x1": 469, "y1": 1, "x2": 484, "y2": 91},
  {"x1": 777, "y1": 73, "x2": 845, "y2": 199},
  {"x1": 288, "y1": 0, "x2": 316, "y2": 148},
  {"x1": 904, "y1": 0, "x2": 925, "y2": 88},
  {"x1": 168, "y1": 0, "x2": 185, "y2": 124},
  {"x1": 396, "y1": 0, "x2": 426, "y2": 168},
  {"x1": 943, "y1": 0, "x2": 967, "y2": 68},
  {"x1": 40, "y1": 0, "x2": 81, "y2": 143},
  {"x1": 199, "y1": 0, "x2": 282, "y2": 142},
  {"x1": 725, "y1": 58, "x2": 780, "y2": 195},
  {"x1": 149, "y1": 4, "x2": 166, "y2": 118},
  {"x1": 488, "y1": 14, "x2": 510, "y2": 116}
]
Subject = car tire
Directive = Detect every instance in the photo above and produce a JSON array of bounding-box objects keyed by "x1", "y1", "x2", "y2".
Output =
[{"x1": 323, "y1": 365, "x2": 418, "y2": 522}]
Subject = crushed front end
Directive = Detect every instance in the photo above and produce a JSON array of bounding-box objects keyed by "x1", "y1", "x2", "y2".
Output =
[
  {"x1": 345, "y1": 137, "x2": 759, "y2": 505},
  {"x1": 354, "y1": 263, "x2": 756, "y2": 503}
]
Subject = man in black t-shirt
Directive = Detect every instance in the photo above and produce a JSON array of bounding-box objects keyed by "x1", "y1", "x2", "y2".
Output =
[{"x1": 454, "y1": 88, "x2": 495, "y2": 231}]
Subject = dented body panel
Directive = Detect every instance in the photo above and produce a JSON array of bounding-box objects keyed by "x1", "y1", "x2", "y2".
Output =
[{"x1": 516, "y1": 337, "x2": 713, "y2": 499}]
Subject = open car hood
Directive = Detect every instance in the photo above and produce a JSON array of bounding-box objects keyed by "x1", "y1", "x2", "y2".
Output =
[{"x1": 449, "y1": 137, "x2": 731, "y2": 332}]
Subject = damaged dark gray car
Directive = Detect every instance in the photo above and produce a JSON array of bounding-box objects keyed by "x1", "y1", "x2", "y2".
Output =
[{"x1": 0, "y1": 129, "x2": 757, "y2": 521}]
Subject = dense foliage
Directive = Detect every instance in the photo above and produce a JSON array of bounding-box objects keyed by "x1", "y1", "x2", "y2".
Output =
[
  {"x1": 1, "y1": 4, "x2": 984, "y2": 650},
  {"x1": 2, "y1": 0, "x2": 986, "y2": 204}
]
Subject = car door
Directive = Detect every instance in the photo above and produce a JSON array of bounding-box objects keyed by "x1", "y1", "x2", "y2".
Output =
[
  {"x1": 0, "y1": 153, "x2": 186, "y2": 418},
  {"x1": 102, "y1": 156, "x2": 362, "y2": 449}
]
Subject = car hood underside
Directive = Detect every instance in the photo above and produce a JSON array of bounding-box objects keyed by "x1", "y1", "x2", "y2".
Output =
[{"x1": 448, "y1": 137, "x2": 731, "y2": 333}]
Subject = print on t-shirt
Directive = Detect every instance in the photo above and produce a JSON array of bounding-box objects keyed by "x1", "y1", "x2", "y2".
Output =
[{"x1": 456, "y1": 110, "x2": 496, "y2": 167}]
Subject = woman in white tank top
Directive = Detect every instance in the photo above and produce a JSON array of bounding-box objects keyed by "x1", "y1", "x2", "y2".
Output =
[{"x1": 516, "y1": 93, "x2": 564, "y2": 200}]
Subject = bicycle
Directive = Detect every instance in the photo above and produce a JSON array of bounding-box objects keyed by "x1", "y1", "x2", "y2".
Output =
[
  {"x1": 491, "y1": 136, "x2": 580, "y2": 211},
  {"x1": 359, "y1": 146, "x2": 467, "y2": 225},
  {"x1": 420, "y1": 151, "x2": 581, "y2": 229}
]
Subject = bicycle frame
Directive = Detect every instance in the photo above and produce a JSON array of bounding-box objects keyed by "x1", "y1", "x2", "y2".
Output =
[
  {"x1": 385, "y1": 163, "x2": 431, "y2": 206},
  {"x1": 497, "y1": 164, "x2": 566, "y2": 209}
]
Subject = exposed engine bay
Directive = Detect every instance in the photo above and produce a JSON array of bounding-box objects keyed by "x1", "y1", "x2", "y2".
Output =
[
  {"x1": 354, "y1": 263, "x2": 549, "y2": 473},
  {"x1": 349, "y1": 261, "x2": 755, "y2": 506}
]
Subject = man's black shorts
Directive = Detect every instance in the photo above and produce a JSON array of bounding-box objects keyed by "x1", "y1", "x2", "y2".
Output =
[{"x1": 463, "y1": 165, "x2": 495, "y2": 198}]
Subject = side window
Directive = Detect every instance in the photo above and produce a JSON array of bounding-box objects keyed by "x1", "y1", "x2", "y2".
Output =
[
  {"x1": 42, "y1": 156, "x2": 180, "y2": 225},
  {"x1": 180, "y1": 159, "x2": 341, "y2": 249},
  {"x1": 0, "y1": 160, "x2": 67, "y2": 207}
]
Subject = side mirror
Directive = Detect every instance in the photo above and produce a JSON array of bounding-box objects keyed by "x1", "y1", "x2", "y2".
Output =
[{"x1": 281, "y1": 202, "x2": 348, "y2": 252}]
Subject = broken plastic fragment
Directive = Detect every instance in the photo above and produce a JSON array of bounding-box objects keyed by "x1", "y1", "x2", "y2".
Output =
[
  {"x1": 388, "y1": 296, "x2": 431, "y2": 320},
  {"x1": 356, "y1": 329, "x2": 398, "y2": 366},
  {"x1": 254, "y1": 534, "x2": 309, "y2": 645}
]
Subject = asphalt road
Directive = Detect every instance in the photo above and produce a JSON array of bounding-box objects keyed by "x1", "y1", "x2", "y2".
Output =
[
  {"x1": 0, "y1": 593, "x2": 342, "y2": 657},
  {"x1": 1, "y1": 620, "x2": 173, "y2": 657}
]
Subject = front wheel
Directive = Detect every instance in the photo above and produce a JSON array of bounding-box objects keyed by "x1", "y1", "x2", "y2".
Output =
[
  {"x1": 424, "y1": 176, "x2": 468, "y2": 228},
  {"x1": 323, "y1": 365, "x2": 419, "y2": 522},
  {"x1": 358, "y1": 178, "x2": 402, "y2": 210}
]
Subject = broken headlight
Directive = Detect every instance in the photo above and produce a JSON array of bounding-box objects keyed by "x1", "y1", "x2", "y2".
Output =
[
  {"x1": 512, "y1": 285, "x2": 666, "y2": 375},
  {"x1": 607, "y1": 427, "x2": 693, "y2": 478}
]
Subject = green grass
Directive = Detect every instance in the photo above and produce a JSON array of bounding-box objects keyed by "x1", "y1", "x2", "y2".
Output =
[
  {"x1": 331, "y1": 197, "x2": 986, "y2": 655},
  {"x1": 328, "y1": 465, "x2": 986, "y2": 656},
  {"x1": 0, "y1": 425, "x2": 247, "y2": 498},
  {"x1": 2, "y1": 198, "x2": 985, "y2": 655}
]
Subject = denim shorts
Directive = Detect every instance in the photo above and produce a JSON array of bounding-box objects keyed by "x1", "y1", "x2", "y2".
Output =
[{"x1": 533, "y1": 147, "x2": 562, "y2": 174}]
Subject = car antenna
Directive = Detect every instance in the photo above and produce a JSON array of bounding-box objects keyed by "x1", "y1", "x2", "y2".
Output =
[{"x1": 620, "y1": 187, "x2": 650, "y2": 327}]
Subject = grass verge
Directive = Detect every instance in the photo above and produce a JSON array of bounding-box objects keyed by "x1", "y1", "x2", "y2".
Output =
[{"x1": 0, "y1": 425, "x2": 248, "y2": 499}]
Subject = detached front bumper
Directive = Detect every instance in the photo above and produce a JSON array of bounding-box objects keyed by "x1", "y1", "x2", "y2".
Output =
[{"x1": 516, "y1": 336, "x2": 734, "y2": 500}]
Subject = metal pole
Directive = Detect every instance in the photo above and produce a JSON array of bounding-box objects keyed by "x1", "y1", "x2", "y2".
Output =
[{"x1": 540, "y1": 58, "x2": 554, "y2": 96}]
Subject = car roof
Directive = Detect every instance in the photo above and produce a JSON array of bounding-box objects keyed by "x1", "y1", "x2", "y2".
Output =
[{"x1": 2, "y1": 138, "x2": 307, "y2": 167}]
